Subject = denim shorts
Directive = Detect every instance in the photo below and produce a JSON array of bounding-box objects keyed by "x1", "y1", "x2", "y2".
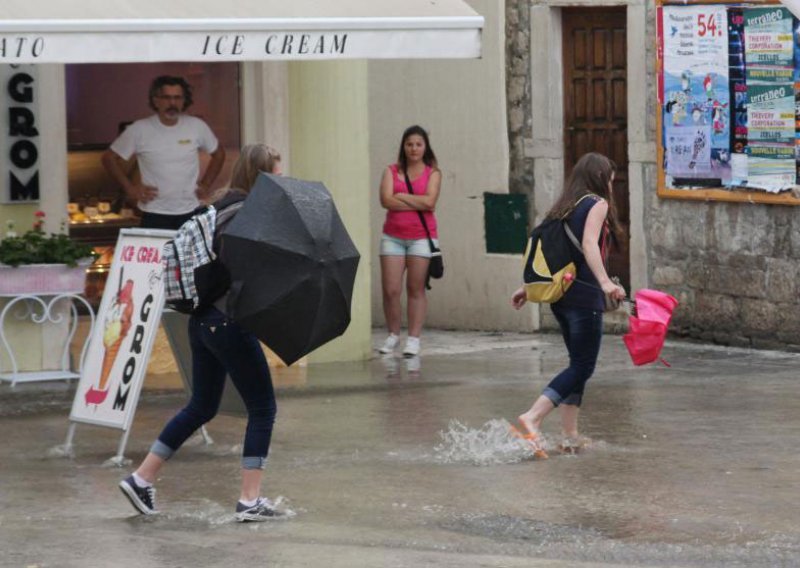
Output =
[{"x1": 380, "y1": 233, "x2": 439, "y2": 258}]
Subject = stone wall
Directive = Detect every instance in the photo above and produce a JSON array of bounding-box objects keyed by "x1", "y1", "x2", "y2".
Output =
[
  {"x1": 649, "y1": 200, "x2": 800, "y2": 351},
  {"x1": 505, "y1": 0, "x2": 534, "y2": 206}
]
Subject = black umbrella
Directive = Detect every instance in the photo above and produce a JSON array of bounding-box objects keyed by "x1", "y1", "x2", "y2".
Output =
[{"x1": 219, "y1": 173, "x2": 360, "y2": 365}]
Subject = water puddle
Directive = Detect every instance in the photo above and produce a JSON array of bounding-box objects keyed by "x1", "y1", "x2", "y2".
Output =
[
  {"x1": 127, "y1": 496, "x2": 296, "y2": 527},
  {"x1": 439, "y1": 512, "x2": 800, "y2": 566}
]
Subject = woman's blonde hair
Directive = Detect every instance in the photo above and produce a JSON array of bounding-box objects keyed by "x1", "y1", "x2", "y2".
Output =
[{"x1": 229, "y1": 143, "x2": 282, "y2": 192}]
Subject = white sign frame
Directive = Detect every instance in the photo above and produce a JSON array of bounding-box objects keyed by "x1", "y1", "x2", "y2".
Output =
[{"x1": 65, "y1": 228, "x2": 173, "y2": 463}]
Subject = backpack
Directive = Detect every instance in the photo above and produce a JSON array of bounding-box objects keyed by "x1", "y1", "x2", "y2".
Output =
[
  {"x1": 522, "y1": 195, "x2": 594, "y2": 304},
  {"x1": 162, "y1": 193, "x2": 245, "y2": 314}
]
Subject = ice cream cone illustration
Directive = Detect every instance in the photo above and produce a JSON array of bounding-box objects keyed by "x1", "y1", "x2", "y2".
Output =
[{"x1": 85, "y1": 278, "x2": 135, "y2": 406}]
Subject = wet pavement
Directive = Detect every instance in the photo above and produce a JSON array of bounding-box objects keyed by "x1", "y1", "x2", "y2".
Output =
[{"x1": 1, "y1": 329, "x2": 799, "y2": 567}]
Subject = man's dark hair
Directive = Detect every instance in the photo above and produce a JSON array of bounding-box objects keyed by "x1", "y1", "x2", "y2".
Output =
[{"x1": 148, "y1": 75, "x2": 193, "y2": 112}]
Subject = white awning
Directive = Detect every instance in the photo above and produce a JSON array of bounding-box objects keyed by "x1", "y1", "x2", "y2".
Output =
[{"x1": 0, "y1": 0, "x2": 483, "y2": 63}]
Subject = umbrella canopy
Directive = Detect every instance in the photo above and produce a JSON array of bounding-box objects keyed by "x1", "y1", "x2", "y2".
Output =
[
  {"x1": 623, "y1": 289, "x2": 678, "y2": 366},
  {"x1": 220, "y1": 173, "x2": 360, "y2": 365}
]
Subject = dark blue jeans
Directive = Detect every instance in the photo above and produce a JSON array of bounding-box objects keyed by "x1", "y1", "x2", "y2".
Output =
[
  {"x1": 152, "y1": 307, "x2": 277, "y2": 470},
  {"x1": 542, "y1": 304, "x2": 603, "y2": 407}
]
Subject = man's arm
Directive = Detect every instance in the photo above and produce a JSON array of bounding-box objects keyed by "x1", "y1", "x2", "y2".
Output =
[
  {"x1": 196, "y1": 146, "x2": 226, "y2": 201},
  {"x1": 101, "y1": 150, "x2": 157, "y2": 204}
]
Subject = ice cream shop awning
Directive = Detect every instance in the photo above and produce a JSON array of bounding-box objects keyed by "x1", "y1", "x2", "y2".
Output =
[{"x1": 0, "y1": 0, "x2": 483, "y2": 63}]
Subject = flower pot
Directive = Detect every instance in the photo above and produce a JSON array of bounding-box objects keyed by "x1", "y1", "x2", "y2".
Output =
[{"x1": 0, "y1": 259, "x2": 92, "y2": 295}]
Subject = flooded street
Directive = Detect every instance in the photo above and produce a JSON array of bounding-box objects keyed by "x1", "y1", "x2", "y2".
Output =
[{"x1": 1, "y1": 330, "x2": 799, "y2": 567}]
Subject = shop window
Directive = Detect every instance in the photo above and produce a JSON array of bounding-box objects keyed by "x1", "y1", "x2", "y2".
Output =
[{"x1": 65, "y1": 62, "x2": 242, "y2": 308}]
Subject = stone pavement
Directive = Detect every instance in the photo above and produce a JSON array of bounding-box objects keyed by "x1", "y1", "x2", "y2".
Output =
[{"x1": 1, "y1": 328, "x2": 799, "y2": 567}]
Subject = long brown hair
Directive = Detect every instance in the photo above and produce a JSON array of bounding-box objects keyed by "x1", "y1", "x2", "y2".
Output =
[
  {"x1": 229, "y1": 144, "x2": 281, "y2": 192},
  {"x1": 210, "y1": 144, "x2": 281, "y2": 203},
  {"x1": 547, "y1": 152, "x2": 621, "y2": 239}
]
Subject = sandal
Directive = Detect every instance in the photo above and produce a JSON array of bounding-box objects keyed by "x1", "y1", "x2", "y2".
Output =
[{"x1": 509, "y1": 421, "x2": 549, "y2": 460}]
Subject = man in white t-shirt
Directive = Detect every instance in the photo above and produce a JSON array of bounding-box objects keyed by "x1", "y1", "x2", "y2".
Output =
[{"x1": 102, "y1": 75, "x2": 226, "y2": 230}]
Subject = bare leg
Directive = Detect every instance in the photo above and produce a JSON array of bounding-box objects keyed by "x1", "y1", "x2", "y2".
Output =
[
  {"x1": 559, "y1": 404, "x2": 580, "y2": 439},
  {"x1": 240, "y1": 469, "x2": 263, "y2": 502},
  {"x1": 381, "y1": 256, "x2": 406, "y2": 335},
  {"x1": 135, "y1": 452, "x2": 166, "y2": 484},
  {"x1": 519, "y1": 395, "x2": 556, "y2": 434},
  {"x1": 405, "y1": 256, "x2": 430, "y2": 338}
]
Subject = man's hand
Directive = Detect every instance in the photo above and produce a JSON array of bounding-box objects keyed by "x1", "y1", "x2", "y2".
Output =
[
  {"x1": 130, "y1": 183, "x2": 158, "y2": 204},
  {"x1": 195, "y1": 182, "x2": 211, "y2": 201}
]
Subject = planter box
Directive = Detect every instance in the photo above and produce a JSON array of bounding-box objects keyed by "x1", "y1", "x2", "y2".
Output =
[{"x1": 0, "y1": 261, "x2": 91, "y2": 295}]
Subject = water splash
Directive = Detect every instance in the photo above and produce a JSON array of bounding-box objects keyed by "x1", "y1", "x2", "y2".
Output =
[
  {"x1": 46, "y1": 444, "x2": 75, "y2": 459},
  {"x1": 434, "y1": 419, "x2": 533, "y2": 466}
]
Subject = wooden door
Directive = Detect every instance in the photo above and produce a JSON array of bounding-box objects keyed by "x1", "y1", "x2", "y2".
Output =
[{"x1": 563, "y1": 8, "x2": 630, "y2": 290}]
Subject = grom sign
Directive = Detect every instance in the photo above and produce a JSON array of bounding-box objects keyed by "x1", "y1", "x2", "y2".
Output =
[
  {"x1": 0, "y1": 64, "x2": 39, "y2": 203},
  {"x1": 70, "y1": 229, "x2": 172, "y2": 431}
]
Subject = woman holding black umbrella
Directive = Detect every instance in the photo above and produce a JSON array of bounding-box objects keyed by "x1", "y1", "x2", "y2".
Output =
[
  {"x1": 378, "y1": 125, "x2": 442, "y2": 358},
  {"x1": 118, "y1": 144, "x2": 286, "y2": 522}
]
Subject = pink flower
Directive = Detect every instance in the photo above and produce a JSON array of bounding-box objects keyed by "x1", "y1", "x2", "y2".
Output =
[{"x1": 34, "y1": 210, "x2": 46, "y2": 218}]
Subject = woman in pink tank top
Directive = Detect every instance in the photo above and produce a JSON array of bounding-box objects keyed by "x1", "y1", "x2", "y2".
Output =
[{"x1": 377, "y1": 125, "x2": 442, "y2": 358}]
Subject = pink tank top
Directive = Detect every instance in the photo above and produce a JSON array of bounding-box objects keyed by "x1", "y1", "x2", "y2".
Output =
[{"x1": 382, "y1": 164, "x2": 438, "y2": 240}]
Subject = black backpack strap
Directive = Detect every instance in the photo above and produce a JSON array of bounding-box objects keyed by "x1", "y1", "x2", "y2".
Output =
[{"x1": 402, "y1": 171, "x2": 437, "y2": 253}]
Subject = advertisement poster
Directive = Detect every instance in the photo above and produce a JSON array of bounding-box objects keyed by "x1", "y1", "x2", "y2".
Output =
[
  {"x1": 747, "y1": 84, "x2": 795, "y2": 143},
  {"x1": 728, "y1": 7, "x2": 748, "y2": 185},
  {"x1": 794, "y1": 18, "x2": 800, "y2": 183},
  {"x1": 743, "y1": 6, "x2": 794, "y2": 83},
  {"x1": 743, "y1": 7, "x2": 796, "y2": 192},
  {"x1": 662, "y1": 5, "x2": 731, "y2": 184},
  {"x1": 666, "y1": 126, "x2": 712, "y2": 177},
  {"x1": 70, "y1": 230, "x2": 171, "y2": 430},
  {"x1": 746, "y1": 145, "x2": 797, "y2": 191}
]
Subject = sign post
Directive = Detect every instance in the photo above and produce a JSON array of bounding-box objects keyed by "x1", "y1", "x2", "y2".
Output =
[{"x1": 62, "y1": 228, "x2": 172, "y2": 465}]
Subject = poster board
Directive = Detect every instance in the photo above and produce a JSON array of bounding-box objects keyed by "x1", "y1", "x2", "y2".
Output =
[
  {"x1": 656, "y1": 0, "x2": 800, "y2": 204},
  {"x1": 69, "y1": 229, "x2": 172, "y2": 431}
]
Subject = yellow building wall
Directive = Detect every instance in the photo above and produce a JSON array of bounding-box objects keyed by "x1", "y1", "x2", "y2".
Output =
[{"x1": 287, "y1": 61, "x2": 372, "y2": 363}]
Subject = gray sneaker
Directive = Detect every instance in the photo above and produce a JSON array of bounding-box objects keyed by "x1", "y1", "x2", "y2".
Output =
[
  {"x1": 119, "y1": 475, "x2": 157, "y2": 515},
  {"x1": 235, "y1": 497, "x2": 281, "y2": 522}
]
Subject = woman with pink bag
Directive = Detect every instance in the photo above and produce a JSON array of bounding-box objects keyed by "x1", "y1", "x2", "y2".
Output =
[{"x1": 510, "y1": 153, "x2": 626, "y2": 457}]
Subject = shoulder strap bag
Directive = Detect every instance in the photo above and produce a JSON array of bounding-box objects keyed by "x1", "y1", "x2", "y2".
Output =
[{"x1": 403, "y1": 171, "x2": 443, "y2": 289}]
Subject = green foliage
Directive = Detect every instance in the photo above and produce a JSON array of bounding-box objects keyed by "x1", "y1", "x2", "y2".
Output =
[{"x1": 0, "y1": 231, "x2": 97, "y2": 267}]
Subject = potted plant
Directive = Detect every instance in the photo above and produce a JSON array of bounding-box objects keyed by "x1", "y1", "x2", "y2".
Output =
[{"x1": 0, "y1": 211, "x2": 98, "y2": 295}]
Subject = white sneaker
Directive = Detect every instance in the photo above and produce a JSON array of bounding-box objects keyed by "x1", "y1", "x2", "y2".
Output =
[
  {"x1": 378, "y1": 333, "x2": 399, "y2": 354},
  {"x1": 402, "y1": 336, "x2": 420, "y2": 357}
]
